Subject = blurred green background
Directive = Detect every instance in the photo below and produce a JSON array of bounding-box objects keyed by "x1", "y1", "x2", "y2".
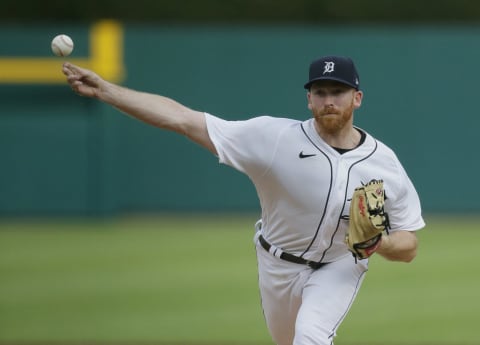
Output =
[
  {"x1": 2, "y1": 1, "x2": 480, "y2": 344},
  {"x1": 3, "y1": 23, "x2": 480, "y2": 215}
]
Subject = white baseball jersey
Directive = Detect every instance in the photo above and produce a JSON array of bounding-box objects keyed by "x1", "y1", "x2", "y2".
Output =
[
  {"x1": 205, "y1": 113, "x2": 425, "y2": 345},
  {"x1": 206, "y1": 113, "x2": 425, "y2": 262}
]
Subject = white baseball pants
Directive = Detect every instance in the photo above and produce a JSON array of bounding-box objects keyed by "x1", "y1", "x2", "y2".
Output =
[{"x1": 255, "y1": 237, "x2": 368, "y2": 345}]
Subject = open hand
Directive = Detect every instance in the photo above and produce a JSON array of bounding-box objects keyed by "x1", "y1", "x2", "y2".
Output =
[{"x1": 62, "y1": 62, "x2": 104, "y2": 98}]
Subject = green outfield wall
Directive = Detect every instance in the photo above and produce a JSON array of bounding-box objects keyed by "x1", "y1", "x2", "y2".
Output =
[{"x1": 1, "y1": 22, "x2": 479, "y2": 216}]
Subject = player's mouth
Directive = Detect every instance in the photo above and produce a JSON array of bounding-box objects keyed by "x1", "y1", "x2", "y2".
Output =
[
  {"x1": 320, "y1": 111, "x2": 340, "y2": 117},
  {"x1": 319, "y1": 107, "x2": 340, "y2": 116}
]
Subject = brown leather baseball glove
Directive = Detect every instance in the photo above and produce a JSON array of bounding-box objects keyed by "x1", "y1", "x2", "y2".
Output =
[{"x1": 345, "y1": 179, "x2": 390, "y2": 260}]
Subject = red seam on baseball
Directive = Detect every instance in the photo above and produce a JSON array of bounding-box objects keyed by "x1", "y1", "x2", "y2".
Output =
[{"x1": 60, "y1": 35, "x2": 73, "y2": 48}]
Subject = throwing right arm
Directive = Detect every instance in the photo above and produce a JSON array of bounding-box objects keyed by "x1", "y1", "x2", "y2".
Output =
[{"x1": 62, "y1": 62, "x2": 216, "y2": 155}]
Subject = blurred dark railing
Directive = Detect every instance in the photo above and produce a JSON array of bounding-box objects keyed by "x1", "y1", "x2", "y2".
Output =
[{"x1": 3, "y1": 0, "x2": 480, "y2": 23}]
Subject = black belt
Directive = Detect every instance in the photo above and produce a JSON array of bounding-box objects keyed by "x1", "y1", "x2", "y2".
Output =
[{"x1": 258, "y1": 235, "x2": 328, "y2": 270}]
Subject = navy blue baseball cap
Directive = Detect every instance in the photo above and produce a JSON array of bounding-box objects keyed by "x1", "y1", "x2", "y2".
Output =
[{"x1": 304, "y1": 55, "x2": 360, "y2": 90}]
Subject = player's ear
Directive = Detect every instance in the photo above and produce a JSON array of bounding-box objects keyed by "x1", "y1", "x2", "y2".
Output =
[
  {"x1": 307, "y1": 92, "x2": 313, "y2": 110},
  {"x1": 353, "y1": 90, "x2": 363, "y2": 109}
]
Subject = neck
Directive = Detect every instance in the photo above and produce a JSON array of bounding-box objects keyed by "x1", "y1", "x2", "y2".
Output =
[{"x1": 314, "y1": 122, "x2": 361, "y2": 149}]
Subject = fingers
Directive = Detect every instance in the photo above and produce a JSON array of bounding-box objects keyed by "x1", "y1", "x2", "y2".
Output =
[
  {"x1": 62, "y1": 62, "x2": 84, "y2": 82},
  {"x1": 62, "y1": 63, "x2": 81, "y2": 88},
  {"x1": 62, "y1": 62, "x2": 86, "y2": 75},
  {"x1": 62, "y1": 62, "x2": 84, "y2": 94},
  {"x1": 62, "y1": 62, "x2": 77, "y2": 77},
  {"x1": 62, "y1": 62, "x2": 87, "y2": 81},
  {"x1": 62, "y1": 62, "x2": 100, "y2": 98}
]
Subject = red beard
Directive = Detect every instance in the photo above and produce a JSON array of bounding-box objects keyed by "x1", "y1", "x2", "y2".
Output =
[{"x1": 312, "y1": 102, "x2": 355, "y2": 135}]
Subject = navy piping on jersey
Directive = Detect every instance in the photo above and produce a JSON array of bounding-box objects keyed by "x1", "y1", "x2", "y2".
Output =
[
  {"x1": 299, "y1": 123, "x2": 334, "y2": 258},
  {"x1": 323, "y1": 139, "x2": 378, "y2": 261},
  {"x1": 299, "y1": 124, "x2": 377, "y2": 261},
  {"x1": 331, "y1": 129, "x2": 366, "y2": 154}
]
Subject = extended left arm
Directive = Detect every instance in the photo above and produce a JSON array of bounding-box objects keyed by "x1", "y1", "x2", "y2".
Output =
[{"x1": 376, "y1": 231, "x2": 418, "y2": 263}]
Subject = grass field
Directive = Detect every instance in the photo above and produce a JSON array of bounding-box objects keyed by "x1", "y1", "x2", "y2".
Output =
[{"x1": 0, "y1": 214, "x2": 479, "y2": 345}]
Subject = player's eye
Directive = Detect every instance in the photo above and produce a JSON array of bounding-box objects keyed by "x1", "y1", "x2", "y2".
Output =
[
  {"x1": 314, "y1": 89, "x2": 327, "y2": 96},
  {"x1": 332, "y1": 88, "x2": 347, "y2": 95}
]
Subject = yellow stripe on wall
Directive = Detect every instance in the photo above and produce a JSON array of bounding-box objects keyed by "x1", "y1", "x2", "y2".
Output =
[
  {"x1": 0, "y1": 20, "x2": 125, "y2": 84},
  {"x1": 90, "y1": 20, "x2": 125, "y2": 82}
]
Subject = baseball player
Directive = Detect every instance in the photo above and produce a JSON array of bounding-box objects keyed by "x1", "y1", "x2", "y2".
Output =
[{"x1": 62, "y1": 55, "x2": 425, "y2": 345}]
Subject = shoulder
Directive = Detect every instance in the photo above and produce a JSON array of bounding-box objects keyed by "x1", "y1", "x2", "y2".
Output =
[
  {"x1": 359, "y1": 129, "x2": 400, "y2": 162},
  {"x1": 204, "y1": 113, "x2": 303, "y2": 174},
  {"x1": 366, "y1": 134, "x2": 418, "y2": 195},
  {"x1": 357, "y1": 129, "x2": 411, "y2": 184},
  {"x1": 206, "y1": 113, "x2": 299, "y2": 126},
  {"x1": 205, "y1": 113, "x2": 302, "y2": 136}
]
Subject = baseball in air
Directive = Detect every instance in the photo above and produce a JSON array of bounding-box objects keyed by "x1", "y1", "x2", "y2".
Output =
[{"x1": 51, "y1": 34, "x2": 74, "y2": 57}]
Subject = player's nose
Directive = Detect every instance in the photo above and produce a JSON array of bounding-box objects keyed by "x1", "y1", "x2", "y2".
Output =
[{"x1": 323, "y1": 97, "x2": 335, "y2": 107}]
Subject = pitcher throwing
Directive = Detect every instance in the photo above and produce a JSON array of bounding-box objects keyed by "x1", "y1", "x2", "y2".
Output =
[{"x1": 63, "y1": 55, "x2": 425, "y2": 345}]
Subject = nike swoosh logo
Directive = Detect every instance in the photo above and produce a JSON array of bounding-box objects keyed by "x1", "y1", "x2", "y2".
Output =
[{"x1": 299, "y1": 151, "x2": 317, "y2": 159}]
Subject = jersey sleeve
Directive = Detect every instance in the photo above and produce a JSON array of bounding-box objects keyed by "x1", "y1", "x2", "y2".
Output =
[
  {"x1": 205, "y1": 113, "x2": 292, "y2": 178},
  {"x1": 385, "y1": 157, "x2": 426, "y2": 232}
]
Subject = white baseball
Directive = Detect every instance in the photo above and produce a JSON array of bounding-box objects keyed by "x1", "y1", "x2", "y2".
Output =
[{"x1": 51, "y1": 34, "x2": 74, "y2": 57}]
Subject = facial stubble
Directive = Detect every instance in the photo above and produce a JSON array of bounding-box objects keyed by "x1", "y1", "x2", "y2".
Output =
[{"x1": 313, "y1": 99, "x2": 355, "y2": 135}]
